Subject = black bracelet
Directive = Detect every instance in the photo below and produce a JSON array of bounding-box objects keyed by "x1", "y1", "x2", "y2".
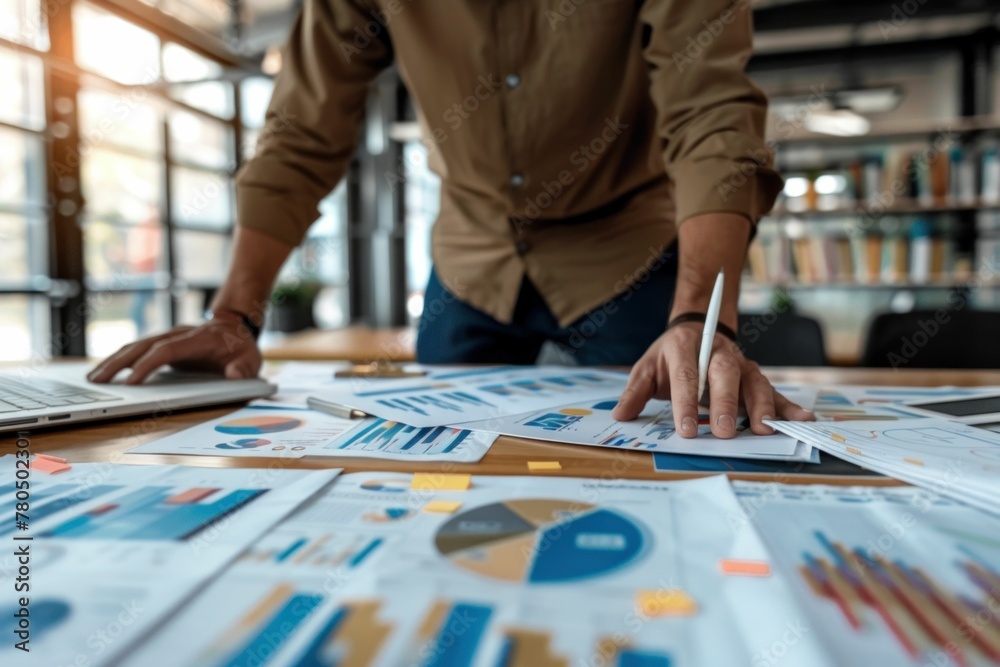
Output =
[
  {"x1": 207, "y1": 308, "x2": 263, "y2": 340},
  {"x1": 667, "y1": 312, "x2": 738, "y2": 342}
]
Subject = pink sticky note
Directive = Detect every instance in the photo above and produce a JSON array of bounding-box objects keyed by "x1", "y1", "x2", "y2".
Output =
[
  {"x1": 30, "y1": 458, "x2": 72, "y2": 475},
  {"x1": 35, "y1": 453, "x2": 69, "y2": 464}
]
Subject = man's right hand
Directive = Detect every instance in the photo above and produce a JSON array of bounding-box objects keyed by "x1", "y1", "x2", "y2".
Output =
[{"x1": 87, "y1": 321, "x2": 263, "y2": 385}]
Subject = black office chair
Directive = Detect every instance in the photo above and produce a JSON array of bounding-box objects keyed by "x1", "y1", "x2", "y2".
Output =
[
  {"x1": 860, "y1": 309, "x2": 1000, "y2": 369},
  {"x1": 737, "y1": 313, "x2": 828, "y2": 366}
]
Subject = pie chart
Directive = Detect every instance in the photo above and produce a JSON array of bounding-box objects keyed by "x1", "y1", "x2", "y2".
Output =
[
  {"x1": 215, "y1": 415, "x2": 304, "y2": 435},
  {"x1": 435, "y1": 499, "x2": 645, "y2": 583}
]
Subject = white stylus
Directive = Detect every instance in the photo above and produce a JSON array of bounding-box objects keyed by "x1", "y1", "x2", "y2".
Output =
[{"x1": 696, "y1": 269, "x2": 725, "y2": 404}]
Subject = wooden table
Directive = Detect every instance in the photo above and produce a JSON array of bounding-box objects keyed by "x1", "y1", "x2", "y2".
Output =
[
  {"x1": 6, "y1": 367, "x2": 999, "y2": 485},
  {"x1": 261, "y1": 326, "x2": 416, "y2": 362}
]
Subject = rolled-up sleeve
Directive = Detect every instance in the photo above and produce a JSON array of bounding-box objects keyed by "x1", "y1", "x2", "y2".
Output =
[
  {"x1": 639, "y1": 0, "x2": 783, "y2": 226},
  {"x1": 236, "y1": 0, "x2": 393, "y2": 246}
]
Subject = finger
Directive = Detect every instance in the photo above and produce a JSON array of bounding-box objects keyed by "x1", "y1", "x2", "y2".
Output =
[
  {"x1": 707, "y1": 352, "x2": 741, "y2": 439},
  {"x1": 775, "y1": 392, "x2": 815, "y2": 422},
  {"x1": 126, "y1": 336, "x2": 212, "y2": 385},
  {"x1": 87, "y1": 338, "x2": 161, "y2": 383},
  {"x1": 667, "y1": 355, "x2": 700, "y2": 438},
  {"x1": 612, "y1": 360, "x2": 657, "y2": 421},
  {"x1": 224, "y1": 351, "x2": 260, "y2": 380},
  {"x1": 87, "y1": 327, "x2": 187, "y2": 383},
  {"x1": 741, "y1": 364, "x2": 776, "y2": 435}
]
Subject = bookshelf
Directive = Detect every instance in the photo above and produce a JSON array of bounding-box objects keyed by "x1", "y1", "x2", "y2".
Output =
[
  {"x1": 772, "y1": 115, "x2": 1000, "y2": 147},
  {"x1": 769, "y1": 199, "x2": 1000, "y2": 218},
  {"x1": 740, "y1": 30, "x2": 1000, "y2": 365}
]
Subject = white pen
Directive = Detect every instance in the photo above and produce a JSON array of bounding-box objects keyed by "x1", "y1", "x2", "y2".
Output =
[{"x1": 696, "y1": 269, "x2": 726, "y2": 404}]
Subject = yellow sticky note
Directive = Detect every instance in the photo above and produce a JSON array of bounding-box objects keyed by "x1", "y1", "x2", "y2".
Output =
[
  {"x1": 410, "y1": 473, "x2": 472, "y2": 491},
  {"x1": 831, "y1": 433, "x2": 847, "y2": 443},
  {"x1": 846, "y1": 446, "x2": 863, "y2": 456},
  {"x1": 635, "y1": 589, "x2": 698, "y2": 617},
  {"x1": 527, "y1": 461, "x2": 562, "y2": 471},
  {"x1": 903, "y1": 457, "x2": 924, "y2": 466},
  {"x1": 424, "y1": 500, "x2": 463, "y2": 514}
]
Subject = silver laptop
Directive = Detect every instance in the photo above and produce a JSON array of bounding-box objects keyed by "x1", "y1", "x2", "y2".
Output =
[{"x1": 0, "y1": 362, "x2": 276, "y2": 433}]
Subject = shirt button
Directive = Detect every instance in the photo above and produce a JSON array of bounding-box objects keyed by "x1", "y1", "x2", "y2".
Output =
[
  {"x1": 516, "y1": 241, "x2": 530, "y2": 255},
  {"x1": 510, "y1": 173, "x2": 525, "y2": 187},
  {"x1": 505, "y1": 73, "x2": 521, "y2": 89}
]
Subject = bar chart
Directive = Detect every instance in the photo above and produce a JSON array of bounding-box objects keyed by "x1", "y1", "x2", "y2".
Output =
[
  {"x1": 40, "y1": 486, "x2": 266, "y2": 541},
  {"x1": 199, "y1": 583, "x2": 324, "y2": 667},
  {"x1": 242, "y1": 530, "x2": 384, "y2": 570},
  {"x1": 798, "y1": 531, "x2": 1000, "y2": 663},
  {"x1": 741, "y1": 482, "x2": 1000, "y2": 666},
  {"x1": 326, "y1": 418, "x2": 473, "y2": 455},
  {"x1": 285, "y1": 600, "x2": 392, "y2": 666}
]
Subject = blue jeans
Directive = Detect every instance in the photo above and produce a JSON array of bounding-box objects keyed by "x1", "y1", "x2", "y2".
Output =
[{"x1": 416, "y1": 248, "x2": 677, "y2": 366}]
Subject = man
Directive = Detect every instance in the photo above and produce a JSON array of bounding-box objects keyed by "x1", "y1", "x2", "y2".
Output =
[{"x1": 90, "y1": 0, "x2": 814, "y2": 438}]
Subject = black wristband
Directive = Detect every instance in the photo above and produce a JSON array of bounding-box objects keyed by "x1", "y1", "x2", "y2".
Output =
[
  {"x1": 667, "y1": 312, "x2": 738, "y2": 342},
  {"x1": 208, "y1": 308, "x2": 263, "y2": 340}
]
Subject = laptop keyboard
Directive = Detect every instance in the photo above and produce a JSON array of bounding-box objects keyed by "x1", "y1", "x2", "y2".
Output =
[{"x1": 0, "y1": 376, "x2": 120, "y2": 413}]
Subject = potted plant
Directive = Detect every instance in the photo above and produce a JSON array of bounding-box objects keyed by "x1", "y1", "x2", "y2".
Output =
[{"x1": 267, "y1": 280, "x2": 321, "y2": 333}]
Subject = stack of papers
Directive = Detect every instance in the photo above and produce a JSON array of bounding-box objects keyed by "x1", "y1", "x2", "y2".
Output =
[
  {"x1": 130, "y1": 400, "x2": 497, "y2": 463},
  {"x1": 128, "y1": 363, "x2": 1000, "y2": 480},
  {"x1": 736, "y1": 481, "x2": 1000, "y2": 666},
  {"x1": 769, "y1": 417, "x2": 1000, "y2": 515},
  {"x1": 22, "y1": 468, "x2": 998, "y2": 666},
  {"x1": 0, "y1": 459, "x2": 339, "y2": 667},
  {"x1": 116, "y1": 472, "x2": 830, "y2": 667},
  {"x1": 307, "y1": 366, "x2": 818, "y2": 463}
]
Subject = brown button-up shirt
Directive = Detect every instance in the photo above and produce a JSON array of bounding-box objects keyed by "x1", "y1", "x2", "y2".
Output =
[{"x1": 237, "y1": 0, "x2": 783, "y2": 326}]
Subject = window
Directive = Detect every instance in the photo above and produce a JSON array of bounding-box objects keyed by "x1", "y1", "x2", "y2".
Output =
[
  {"x1": 0, "y1": 48, "x2": 45, "y2": 129},
  {"x1": 73, "y1": 3, "x2": 161, "y2": 85},
  {"x1": 0, "y1": 25, "x2": 48, "y2": 358},
  {"x1": 164, "y1": 43, "x2": 233, "y2": 118},
  {"x1": 1, "y1": 0, "x2": 363, "y2": 360},
  {"x1": 63, "y1": 1, "x2": 247, "y2": 356},
  {"x1": 0, "y1": 0, "x2": 49, "y2": 50},
  {"x1": 403, "y1": 141, "x2": 441, "y2": 322},
  {"x1": 278, "y1": 184, "x2": 351, "y2": 330}
]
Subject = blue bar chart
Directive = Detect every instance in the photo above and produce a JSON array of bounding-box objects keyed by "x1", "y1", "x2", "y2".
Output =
[{"x1": 41, "y1": 486, "x2": 267, "y2": 541}]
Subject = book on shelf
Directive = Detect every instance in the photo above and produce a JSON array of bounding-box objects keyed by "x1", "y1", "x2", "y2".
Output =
[
  {"x1": 775, "y1": 139, "x2": 1000, "y2": 212},
  {"x1": 746, "y1": 227, "x2": 960, "y2": 287}
]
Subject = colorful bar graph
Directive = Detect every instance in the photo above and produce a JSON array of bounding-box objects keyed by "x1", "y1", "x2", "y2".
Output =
[
  {"x1": 1, "y1": 485, "x2": 122, "y2": 536},
  {"x1": 288, "y1": 600, "x2": 391, "y2": 667},
  {"x1": 220, "y1": 592, "x2": 323, "y2": 667},
  {"x1": 41, "y1": 486, "x2": 266, "y2": 541},
  {"x1": 799, "y1": 531, "x2": 1000, "y2": 663}
]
